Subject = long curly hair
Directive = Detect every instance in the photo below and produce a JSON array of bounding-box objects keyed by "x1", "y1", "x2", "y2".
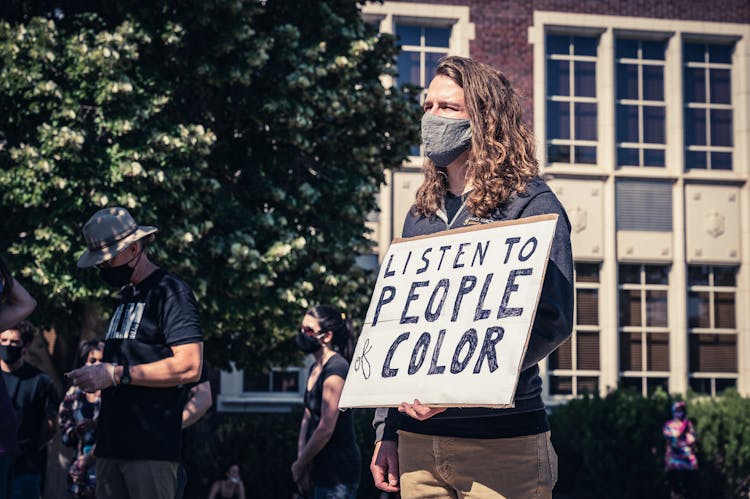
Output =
[{"x1": 413, "y1": 56, "x2": 539, "y2": 218}]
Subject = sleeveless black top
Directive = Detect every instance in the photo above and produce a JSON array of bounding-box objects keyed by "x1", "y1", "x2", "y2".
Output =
[{"x1": 304, "y1": 354, "x2": 361, "y2": 486}]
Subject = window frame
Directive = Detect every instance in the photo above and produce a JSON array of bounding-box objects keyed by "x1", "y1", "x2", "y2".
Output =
[
  {"x1": 548, "y1": 262, "x2": 602, "y2": 399},
  {"x1": 617, "y1": 264, "x2": 671, "y2": 396},
  {"x1": 683, "y1": 41, "x2": 735, "y2": 171},
  {"x1": 217, "y1": 361, "x2": 312, "y2": 413},
  {"x1": 532, "y1": 11, "x2": 748, "y2": 180},
  {"x1": 614, "y1": 37, "x2": 668, "y2": 168},
  {"x1": 687, "y1": 265, "x2": 739, "y2": 396},
  {"x1": 545, "y1": 33, "x2": 601, "y2": 167}
]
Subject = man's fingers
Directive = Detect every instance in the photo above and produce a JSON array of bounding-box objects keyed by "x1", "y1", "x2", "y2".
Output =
[
  {"x1": 377, "y1": 483, "x2": 400, "y2": 492},
  {"x1": 388, "y1": 469, "x2": 400, "y2": 487},
  {"x1": 370, "y1": 465, "x2": 385, "y2": 483},
  {"x1": 398, "y1": 399, "x2": 447, "y2": 421},
  {"x1": 374, "y1": 472, "x2": 400, "y2": 493},
  {"x1": 371, "y1": 465, "x2": 395, "y2": 492}
]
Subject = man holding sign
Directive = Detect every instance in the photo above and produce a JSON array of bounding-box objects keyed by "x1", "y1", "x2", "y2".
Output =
[{"x1": 368, "y1": 57, "x2": 573, "y2": 498}]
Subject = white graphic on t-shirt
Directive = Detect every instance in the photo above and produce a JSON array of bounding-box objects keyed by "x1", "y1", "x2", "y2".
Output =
[{"x1": 105, "y1": 302, "x2": 145, "y2": 340}]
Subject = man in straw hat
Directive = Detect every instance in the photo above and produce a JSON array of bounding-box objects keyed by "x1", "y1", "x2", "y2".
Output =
[{"x1": 67, "y1": 207, "x2": 203, "y2": 499}]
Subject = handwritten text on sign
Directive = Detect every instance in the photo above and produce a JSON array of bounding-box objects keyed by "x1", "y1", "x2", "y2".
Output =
[{"x1": 338, "y1": 214, "x2": 558, "y2": 409}]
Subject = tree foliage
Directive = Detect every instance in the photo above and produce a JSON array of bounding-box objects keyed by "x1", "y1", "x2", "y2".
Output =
[{"x1": 0, "y1": 0, "x2": 421, "y2": 369}]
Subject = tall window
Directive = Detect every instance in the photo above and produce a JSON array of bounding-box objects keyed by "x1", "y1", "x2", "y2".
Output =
[
  {"x1": 616, "y1": 39, "x2": 666, "y2": 167},
  {"x1": 546, "y1": 34, "x2": 598, "y2": 166},
  {"x1": 395, "y1": 24, "x2": 451, "y2": 156},
  {"x1": 687, "y1": 266, "x2": 738, "y2": 395},
  {"x1": 619, "y1": 264, "x2": 670, "y2": 395},
  {"x1": 549, "y1": 263, "x2": 601, "y2": 396},
  {"x1": 684, "y1": 43, "x2": 734, "y2": 170}
]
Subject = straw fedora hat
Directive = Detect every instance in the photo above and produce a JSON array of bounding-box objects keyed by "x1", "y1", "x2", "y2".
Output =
[{"x1": 77, "y1": 207, "x2": 159, "y2": 268}]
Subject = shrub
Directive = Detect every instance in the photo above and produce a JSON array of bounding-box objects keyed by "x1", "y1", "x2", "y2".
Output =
[
  {"x1": 690, "y1": 390, "x2": 750, "y2": 498},
  {"x1": 182, "y1": 389, "x2": 750, "y2": 498},
  {"x1": 550, "y1": 388, "x2": 750, "y2": 499},
  {"x1": 549, "y1": 388, "x2": 670, "y2": 499},
  {"x1": 182, "y1": 407, "x2": 381, "y2": 499}
]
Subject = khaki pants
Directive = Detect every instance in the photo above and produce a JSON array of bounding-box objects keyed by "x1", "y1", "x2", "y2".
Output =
[
  {"x1": 398, "y1": 430, "x2": 558, "y2": 499},
  {"x1": 96, "y1": 458, "x2": 178, "y2": 499}
]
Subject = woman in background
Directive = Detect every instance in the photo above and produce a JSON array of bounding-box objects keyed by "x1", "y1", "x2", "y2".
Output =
[
  {"x1": 59, "y1": 340, "x2": 104, "y2": 498},
  {"x1": 291, "y1": 304, "x2": 361, "y2": 499},
  {"x1": 207, "y1": 464, "x2": 245, "y2": 499}
]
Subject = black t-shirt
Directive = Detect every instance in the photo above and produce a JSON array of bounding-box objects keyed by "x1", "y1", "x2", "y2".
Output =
[
  {"x1": 2, "y1": 364, "x2": 59, "y2": 473},
  {"x1": 96, "y1": 269, "x2": 203, "y2": 461},
  {"x1": 304, "y1": 354, "x2": 361, "y2": 486}
]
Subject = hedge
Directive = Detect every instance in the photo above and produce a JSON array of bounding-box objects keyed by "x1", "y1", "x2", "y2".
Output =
[
  {"x1": 550, "y1": 388, "x2": 750, "y2": 499},
  {"x1": 180, "y1": 389, "x2": 750, "y2": 498},
  {"x1": 181, "y1": 407, "x2": 382, "y2": 499}
]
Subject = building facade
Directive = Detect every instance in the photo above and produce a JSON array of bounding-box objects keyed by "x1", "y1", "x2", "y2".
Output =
[{"x1": 219, "y1": 0, "x2": 750, "y2": 411}]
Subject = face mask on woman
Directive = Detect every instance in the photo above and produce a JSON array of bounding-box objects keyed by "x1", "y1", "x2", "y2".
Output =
[
  {"x1": 421, "y1": 112, "x2": 472, "y2": 167},
  {"x1": 295, "y1": 329, "x2": 324, "y2": 354}
]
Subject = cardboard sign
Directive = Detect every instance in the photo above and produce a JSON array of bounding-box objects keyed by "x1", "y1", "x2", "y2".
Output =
[{"x1": 338, "y1": 214, "x2": 558, "y2": 409}]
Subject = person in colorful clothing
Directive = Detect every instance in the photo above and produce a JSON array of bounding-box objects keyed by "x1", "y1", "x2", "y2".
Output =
[
  {"x1": 663, "y1": 401, "x2": 698, "y2": 499},
  {"x1": 59, "y1": 340, "x2": 104, "y2": 498}
]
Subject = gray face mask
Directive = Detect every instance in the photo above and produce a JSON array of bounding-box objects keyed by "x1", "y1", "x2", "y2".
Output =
[{"x1": 421, "y1": 113, "x2": 472, "y2": 167}]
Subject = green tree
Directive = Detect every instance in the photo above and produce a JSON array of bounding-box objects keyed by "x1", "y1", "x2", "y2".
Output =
[{"x1": 0, "y1": 0, "x2": 421, "y2": 370}]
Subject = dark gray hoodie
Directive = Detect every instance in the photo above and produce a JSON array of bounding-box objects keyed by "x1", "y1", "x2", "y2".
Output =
[{"x1": 373, "y1": 176, "x2": 574, "y2": 440}]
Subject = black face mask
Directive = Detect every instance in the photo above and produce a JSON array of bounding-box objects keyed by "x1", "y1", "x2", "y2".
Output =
[
  {"x1": 0, "y1": 345, "x2": 22, "y2": 365},
  {"x1": 295, "y1": 330, "x2": 323, "y2": 354},
  {"x1": 99, "y1": 250, "x2": 141, "y2": 287}
]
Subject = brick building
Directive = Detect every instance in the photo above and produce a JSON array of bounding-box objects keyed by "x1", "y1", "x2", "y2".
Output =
[{"x1": 219, "y1": 1, "x2": 750, "y2": 411}]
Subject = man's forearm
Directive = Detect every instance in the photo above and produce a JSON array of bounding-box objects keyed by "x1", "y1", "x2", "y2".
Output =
[
  {"x1": 116, "y1": 358, "x2": 200, "y2": 387},
  {"x1": 115, "y1": 343, "x2": 202, "y2": 387}
]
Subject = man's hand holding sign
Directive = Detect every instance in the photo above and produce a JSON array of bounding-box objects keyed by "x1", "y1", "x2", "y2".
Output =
[{"x1": 339, "y1": 214, "x2": 558, "y2": 410}]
